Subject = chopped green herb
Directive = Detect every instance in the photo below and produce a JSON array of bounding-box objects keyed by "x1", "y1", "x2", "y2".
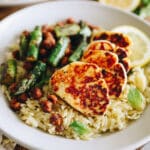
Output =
[
  {"x1": 69, "y1": 121, "x2": 90, "y2": 135},
  {"x1": 127, "y1": 87, "x2": 144, "y2": 110}
]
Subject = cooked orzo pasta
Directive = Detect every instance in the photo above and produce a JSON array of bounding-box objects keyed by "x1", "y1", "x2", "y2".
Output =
[{"x1": 0, "y1": 18, "x2": 150, "y2": 140}]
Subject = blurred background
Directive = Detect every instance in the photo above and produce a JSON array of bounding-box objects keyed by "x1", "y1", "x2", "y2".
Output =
[
  {"x1": 0, "y1": 0, "x2": 150, "y2": 150},
  {"x1": 0, "y1": 0, "x2": 150, "y2": 21}
]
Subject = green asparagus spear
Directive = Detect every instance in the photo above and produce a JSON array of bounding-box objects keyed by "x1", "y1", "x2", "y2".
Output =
[
  {"x1": 35, "y1": 67, "x2": 55, "y2": 87},
  {"x1": 26, "y1": 26, "x2": 42, "y2": 62},
  {"x1": 19, "y1": 34, "x2": 28, "y2": 59},
  {"x1": 54, "y1": 24, "x2": 80, "y2": 37},
  {"x1": 69, "y1": 39, "x2": 87, "y2": 62},
  {"x1": 15, "y1": 61, "x2": 46, "y2": 95},
  {"x1": 69, "y1": 22, "x2": 91, "y2": 62},
  {"x1": 0, "y1": 59, "x2": 17, "y2": 85},
  {"x1": 79, "y1": 21, "x2": 92, "y2": 37},
  {"x1": 48, "y1": 37, "x2": 70, "y2": 67}
]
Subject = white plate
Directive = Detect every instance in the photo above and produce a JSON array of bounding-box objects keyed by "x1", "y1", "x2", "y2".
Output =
[
  {"x1": 0, "y1": 0, "x2": 48, "y2": 6},
  {"x1": 0, "y1": 1, "x2": 150, "y2": 150}
]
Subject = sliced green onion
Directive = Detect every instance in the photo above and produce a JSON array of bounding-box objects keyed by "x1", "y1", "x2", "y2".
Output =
[
  {"x1": 69, "y1": 121, "x2": 90, "y2": 135},
  {"x1": 127, "y1": 86, "x2": 145, "y2": 111}
]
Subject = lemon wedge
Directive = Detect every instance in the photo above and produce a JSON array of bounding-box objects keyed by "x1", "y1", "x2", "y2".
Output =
[
  {"x1": 100, "y1": 0, "x2": 141, "y2": 11},
  {"x1": 112, "y1": 25, "x2": 150, "y2": 68}
]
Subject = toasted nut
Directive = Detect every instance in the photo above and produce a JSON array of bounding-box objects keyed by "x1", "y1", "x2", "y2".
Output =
[
  {"x1": 42, "y1": 32, "x2": 56, "y2": 49},
  {"x1": 47, "y1": 94, "x2": 58, "y2": 104},
  {"x1": 42, "y1": 25, "x2": 53, "y2": 34},
  {"x1": 65, "y1": 47, "x2": 72, "y2": 56},
  {"x1": 61, "y1": 56, "x2": 68, "y2": 66},
  {"x1": 57, "y1": 21, "x2": 65, "y2": 27},
  {"x1": 47, "y1": 26, "x2": 54, "y2": 32},
  {"x1": 55, "y1": 125, "x2": 64, "y2": 132},
  {"x1": 32, "y1": 87, "x2": 43, "y2": 99},
  {"x1": 50, "y1": 113, "x2": 63, "y2": 126},
  {"x1": 18, "y1": 93, "x2": 28, "y2": 103},
  {"x1": 22, "y1": 30, "x2": 30, "y2": 38},
  {"x1": 42, "y1": 39, "x2": 55, "y2": 49},
  {"x1": 47, "y1": 33, "x2": 56, "y2": 46},
  {"x1": 23, "y1": 61, "x2": 34, "y2": 71},
  {"x1": 41, "y1": 58, "x2": 47, "y2": 63},
  {"x1": 42, "y1": 25, "x2": 49, "y2": 33},
  {"x1": 39, "y1": 48, "x2": 48, "y2": 57},
  {"x1": 66, "y1": 18, "x2": 75, "y2": 24},
  {"x1": 42, "y1": 40, "x2": 51, "y2": 49},
  {"x1": 40, "y1": 100, "x2": 52, "y2": 113},
  {"x1": 10, "y1": 99, "x2": 21, "y2": 111},
  {"x1": 44, "y1": 32, "x2": 52, "y2": 38},
  {"x1": 9, "y1": 82, "x2": 17, "y2": 93},
  {"x1": 12, "y1": 50, "x2": 20, "y2": 60}
]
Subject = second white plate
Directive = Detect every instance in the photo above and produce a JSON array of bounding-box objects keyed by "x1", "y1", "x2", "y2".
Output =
[{"x1": 0, "y1": 0, "x2": 48, "y2": 6}]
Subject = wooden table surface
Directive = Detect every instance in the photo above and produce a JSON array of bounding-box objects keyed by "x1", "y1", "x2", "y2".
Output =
[
  {"x1": 0, "y1": 5, "x2": 149, "y2": 150},
  {"x1": 0, "y1": 6, "x2": 24, "y2": 20}
]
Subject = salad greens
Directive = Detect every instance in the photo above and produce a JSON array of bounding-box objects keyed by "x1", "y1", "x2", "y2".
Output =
[{"x1": 134, "y1": 0, "x2": 150, "y2": 18}]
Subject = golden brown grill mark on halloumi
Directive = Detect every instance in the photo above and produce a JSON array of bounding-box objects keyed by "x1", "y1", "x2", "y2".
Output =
[
  {"x1": 92, "y1": 31, "x2": 131, "y2": 72},
  {"x1": 86, "y1": 40, "x2": 130, "y2": 72},
  {"x1": 87, "y1": 40, "x2": 115, "y2": 52},
  {"x1": 82, "y1": 41, "x2": 127, "y2": 97},
  {"x1": 81, "y1": 50, "x2": 118, "y2": 69},
  {"x1": 102, "y1": 63, "x2": 127, "y2": 97},
  {"x1": 50, "y1": 62, "x2": 110, "y2": 116},
  {"x1": 93, "y1": 31, "x2": 131, "y2": 48},
  {"x1": 115, "y1": 48, "x2": 130, "y2": 72},
  {"x1": 119, "y1": 58, "x2": 130, "y2": 72}
]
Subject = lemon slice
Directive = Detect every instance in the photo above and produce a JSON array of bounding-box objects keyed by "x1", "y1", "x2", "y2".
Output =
[
  {"x1": 112, "y1": 25, "x2": 150, "y2": 67},
  {"x1": 100, "y1": 0, "x2": 141, "y2": 11}
]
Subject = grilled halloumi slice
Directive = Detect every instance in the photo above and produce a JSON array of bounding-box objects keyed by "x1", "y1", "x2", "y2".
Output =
[
  {"x1": 86, "y1": 40, "x2": 130, "y2": 72},
  {"x1": 115, "y1": 47, "x2": 130, "y2": 72},
  {"x1": 93, "y1": 31, "x2": 131, "y2": 48},
  {"x1": 81, "y1": 49, "x2": 127, "y2": 97},
  {"x1": 92, "y1": 31, "x2": 131, "y2": 72},
  {"x1": 102, "y1": 63, "x2": 127, "y2": 98},
  {"x1": 87, "y1": 40, "x2": 115, "y2": 52},
  {"x1": 50, "y1": 62, "x2": 110, "y2": 116},
  {"x1": 81, "y1": 50, "x2": 118, "y2": 69}
]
